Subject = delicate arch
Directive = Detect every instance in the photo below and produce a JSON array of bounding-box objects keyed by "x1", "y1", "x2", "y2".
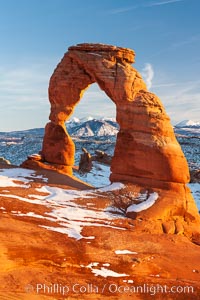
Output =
[{"x1": 42, "y1": 43, "x2": 189, "y2": 189}]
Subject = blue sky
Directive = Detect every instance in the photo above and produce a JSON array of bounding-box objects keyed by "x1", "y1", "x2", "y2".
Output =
[{"x1": 0, "y1": 0, "x2": 200, "y2": 131}]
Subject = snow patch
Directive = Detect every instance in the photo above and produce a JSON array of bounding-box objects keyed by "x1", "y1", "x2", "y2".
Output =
[
  {"x1": 0, "y1": 176, "x2": 29, "y2": 188},
  {"x1": 76, "y1": 162, "x2": 110, "y2": 188},
  {"x1": 0, "y1": 167, "x2": 127, "y2": 240},
  {"x1": 11, "y1": 211, "x2": 56, "y2": 221},
  {"x1": 86, "y1": 263, "x2": 129, "y2": 278},
  {"x1": 91, "y1": 267, "x2": 129, "y2": 278},
  {"x1": 36, "y1": 185, "x2": 95, "y2": 203},
  {"x1": 0, "y1": 168, "x2": 48, "y2": 186},
  {"x1": 1, "y1": 180, "x2": 125, "y2": 240},
  {"x1": 123, "y1": 280, "x2": 134, "y2": 283},
  {"x1": 98, "y1": 182, "x2": 125, "y2": 192},
  {"x1": 126, "y1": 192, "x2": 159, "y2": 213},
  {"x1": 0, "y1": 193, "x2": 45, "y2": 205},
  {"x1": 115, "y1": 250, "x2": 138, "y2": 255}
]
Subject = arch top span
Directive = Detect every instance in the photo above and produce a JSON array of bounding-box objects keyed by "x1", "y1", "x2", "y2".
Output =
[
  {"x1": 48, "y1": 43, "x2": 145, "y2": 125},
  {"x1": 68, "y1": 43, "x2": 135, "y2": 64}
]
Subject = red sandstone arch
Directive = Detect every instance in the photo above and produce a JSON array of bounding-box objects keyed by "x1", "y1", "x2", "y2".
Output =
[
  {"x1": 33, "y1": 43, "x2": 200, "y2": 238},
  {"x1": 42, "y1": 43, "x2": 189, "y2": 189}
]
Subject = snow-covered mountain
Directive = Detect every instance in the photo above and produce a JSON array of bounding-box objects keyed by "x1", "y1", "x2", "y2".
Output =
[
  {"x1": 66, "y1": 117, "x2": 119, "y2": 137},
  {"x1": 175, "y1": 120, "x2": 200, "y2": 128}
]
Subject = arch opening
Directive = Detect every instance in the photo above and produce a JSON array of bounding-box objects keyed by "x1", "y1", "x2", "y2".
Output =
[
  {"x1": 66, "y1": 83, "x2": 117, "y2": 187},
  {"x1": 69, "y1": 83, "x2": 116, "y2": 121}
]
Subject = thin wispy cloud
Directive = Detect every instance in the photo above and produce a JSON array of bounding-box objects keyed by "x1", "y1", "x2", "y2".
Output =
[
  {"x1": 146, "y1": 0, "x2": 184, "y2": 7},
  {"x1": 107, "y1": 0, "x2": 184, "y2": 15},
  {"x1": 171, "y1": 34, "x2": 200, "y2": 49},
  {"x1": 153, "y1": 83, "x2": 178, "y2": 88},
  {"x1": 150, "y1": 34, "x2": 200, "y2": 58},
  {"x1": 141, "y1": 63, "x2": 154, "y2": 89},
  {"x1": 108, "y1": 5, "x2": 138, "y2": 15}
]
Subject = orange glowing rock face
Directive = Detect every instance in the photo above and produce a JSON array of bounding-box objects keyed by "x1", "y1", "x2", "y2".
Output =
[
  {"x1": 40, "y1": 43, "x2": 200, "y2": 234},
  {"x1": 42, "y1": 43, "x2": 189, "y2": 189}
]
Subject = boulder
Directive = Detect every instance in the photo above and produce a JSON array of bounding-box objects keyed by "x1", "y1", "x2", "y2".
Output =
[
  {"x1": 190, "y1": 169, "x2": 200, "y2": 183},
  {"x1": 78, "y1": 148, "x2": 93, "y2": 173},
  {"x1": 92, "y1": 150, "x2": 112, "y2": 165},
  {"x1": 0, "y1": 157, "x2": 11, "y2": 165}
]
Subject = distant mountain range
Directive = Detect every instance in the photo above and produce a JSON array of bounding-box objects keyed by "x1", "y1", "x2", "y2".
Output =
[
  {"x1": 175, "y1": 120, "x2": 200, "y2": 128},
  {"x1": 1, "y1": 118, "x2": 199, "y2": 138},
  {"x1": 66, "y1": 117, "x2": 119, "y2": 137}
]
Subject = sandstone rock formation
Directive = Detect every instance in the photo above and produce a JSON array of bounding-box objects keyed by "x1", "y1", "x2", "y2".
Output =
[
  {"x1": 41, "y1": 43, "x2": 200, "y2": 235},
  {"x1": 78, "y1": 148, "x2": 93, "y2": 173},
  {"x1": 42, "y1": 43, "x2": 189, "y2": 188},
  {"x1": 93, "y1": 150, "x2": 112, "y2": 165},
  {"x1": 0, "y1": 157, "x2": 11, "y2": 165}
]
